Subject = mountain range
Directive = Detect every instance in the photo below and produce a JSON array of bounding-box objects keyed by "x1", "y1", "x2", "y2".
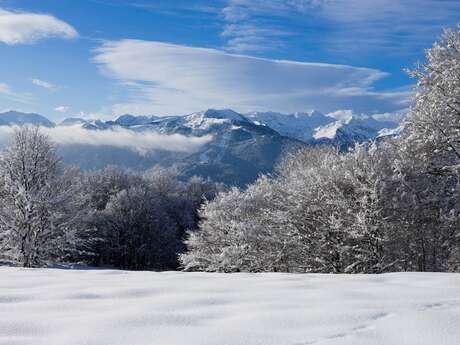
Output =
[{"x1": 0, "y1": 109, "x2": 400, "y2": 185}]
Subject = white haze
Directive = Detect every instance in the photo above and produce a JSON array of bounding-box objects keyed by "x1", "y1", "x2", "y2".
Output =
[{"x1": 0, "y1": 126, "x2": 212, "y2": 154}]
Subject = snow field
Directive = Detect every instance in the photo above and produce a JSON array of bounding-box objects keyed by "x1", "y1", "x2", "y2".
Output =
[{"x1": 0, "y1": 268, "x2": 459, "y2": 345}]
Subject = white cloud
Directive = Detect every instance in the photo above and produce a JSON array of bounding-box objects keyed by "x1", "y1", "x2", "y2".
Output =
[
  {"x1": 0, "y1": 8, "x2": 78, "y2": 45},
  {"x1": 54, "y1": 106, "x2": 69, "y2": 113},
  {"x1": 73, "y1": 110, "x2": 119, "y2": 121},
  {"x1": 221, "y1": 0, "x2": 299, "y2": 52},
  {"x1": 372, "y1": 109, "x2": 408, "y2": 123},
  {"x1": 31, "y1": 78, "x2": 57, "y2": 90},
  {"x1": 220, "y1": 0, "x2": 460, "y2": 54},
  {"x1": 0, "y1": 82, "x2": 33, "y2": 104},
  {"x1": 310, "y1": 0, "x2": 460, "y2": 55},
  {"x1": 0, "y1": 125, "x2": 212, "y2": 155},
  {"x1": 93, "y1": 39, "x2": 407, "y2": 116},
  {"x1": 326, "y1": 108, "x2": 407, "y2": 123},
  {"x1": 0, "y1": 82, "x2": 12, "y2": 95},
  {"x1": 221, "y1": 21, "x2": 292, "y2": 53}
]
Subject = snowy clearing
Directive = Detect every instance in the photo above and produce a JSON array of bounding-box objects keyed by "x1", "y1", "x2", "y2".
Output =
[{"x1": 0, "y1": 268, "x2": 459, "y2": 345}]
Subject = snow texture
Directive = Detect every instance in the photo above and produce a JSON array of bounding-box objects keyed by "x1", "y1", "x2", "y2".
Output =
[
  {"x1": 0, "y1": 268, "x2": 459, "y2": 345},
  {"x1": 313, "y1": 121, "x2": 343, "y2": 139}
]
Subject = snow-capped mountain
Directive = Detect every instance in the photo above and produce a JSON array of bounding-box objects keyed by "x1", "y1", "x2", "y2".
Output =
[
  {"x1": 0, "y1": 111, "x2": 55, "y2": 128},
  {"x1": 311, "y1": 116, "x2": 399, "y2": 149},
  {"x1": 0, "y1": 109, "x2": 401, "y2": 185},
  {"x1": 246, "y1": 110, "x2": 336, "y2": 142},
  {"x1": 247, "y1": 110, "x2": 400, "y2": 148},
  {"x1": 137, "y1": 109, "x2": 251, "y2": 135},
  {"x1": 54, "y1": 109, "x2": 305, "y2": 185},
  {"x1": 377, "y1": 125, "x2": 405, "y2": 139},
  {"x1": 59, "y1": 117, "x2": 88, "y2": 126},
  {"x1": 113, "y1": 114, "x2": 159, "y2": 126}
]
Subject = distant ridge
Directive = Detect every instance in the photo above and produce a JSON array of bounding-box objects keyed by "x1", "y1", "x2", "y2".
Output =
[
  {"x1": 0, "y1": 111, "x2": 55, "y2": 127},
  {"x1": 0, "y1": 109, "x2": 401, "y2": 185}
]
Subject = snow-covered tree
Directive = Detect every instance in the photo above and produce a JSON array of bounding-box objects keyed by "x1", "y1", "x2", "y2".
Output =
[
  {"x1": 274, "y1": 146, "x2": 349, "y2": 272},
  {"x1": 0, "y1": 126, "x2": 90, "y2": 267},
  {"x1": 338, "y1": 143, "x2": 396, "y2": 273},
  {"x1": 276, "y1": 144, "x2": 396, "y2": 273},
  {"x1": 382, "y1": 137, "x2": 460, "y2": 272},
  {"x1": 385, "y1": 25, "x2": 460, "y2": 270},
  {"x1": 94, "y1": 184, "x2": 179, "y2": 270},
  {"x1": 181, "y1": 175, "x2": 297, "y2": 272},
  {"x1": 83, "y1": 166, "x2": 221, "y2": 270},
  {"x1": 406, "y1": 25, "x2": 460, "y2": 174},
  {"x1": 182, "y1": 141, "x2": 455, "y2": 273},
  {"x1": 85, "y1": 166, "x2": 144, "y2": 211}
]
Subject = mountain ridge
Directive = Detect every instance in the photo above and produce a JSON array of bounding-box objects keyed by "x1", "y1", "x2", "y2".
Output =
[
  {"x1": 0, "y1": 111, "x2": 55, "y2": 128},
  {"x1": 0, "y1": 109, "x2": 401, "y2": 185}
]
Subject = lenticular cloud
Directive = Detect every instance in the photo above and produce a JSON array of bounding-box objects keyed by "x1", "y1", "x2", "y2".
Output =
[
  {"x1": 0, "y1": 9, "x2": 78, "y2": 45},
  {"x1": 93, "y1": 39, "x2": 409, "y2": 116}
]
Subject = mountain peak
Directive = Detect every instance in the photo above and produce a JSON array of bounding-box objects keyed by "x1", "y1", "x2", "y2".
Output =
[
  {"x1": 114, "y1": 114, "x2": 158, "y2": 126},
  {"x1": 0, "y1": 111, "x2": 55, "y2": 128},
  {"x1": 60, "y1": 117, "x2": 88, "y2": 126},
  {"x1": 201, "y1": 109, "x2": 248, "y2": 122},
  {"x1": 308, "y1": 110, "x2": 326, "y2": 117},
  {"x1": 246, "y1": 110, "x2": 335, "y2": 142}
]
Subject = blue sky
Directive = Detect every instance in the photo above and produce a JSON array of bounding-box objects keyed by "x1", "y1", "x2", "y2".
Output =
[{"x1": 0, "y1": 0, "x2": 459, "y2": 122}]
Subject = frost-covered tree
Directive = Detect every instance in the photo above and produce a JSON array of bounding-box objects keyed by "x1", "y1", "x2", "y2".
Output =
[
  {"x1": 181, "y1": 142, "x2": 442, "y2": 273},
  {"x1": 276, "y1": 144, "x2": 395, "y2": 273},
  {"x1": 273, "y1": 146, "x2": 349, "y2": 272},
  {"x1": 382, "y1": 136, "x2": 460, "y2": 272},
  {"x1": 388, "y1": 25, "x2": 460, "y2": 270},
  {"x1": 338, "y1": 143, "x2": 396, "y2": 273},
  {"x1": 0, "y1": 126, "x2": 90, "y2": 267},
  {"x1": 85, "y1": 166, "x2": 144, "y2": 211},
  {"x1": 94, "y1": 184, "x2": 178, "y2": 270},
  {"x1": 83, "y1": 166, "x2": 221, "y2": 270},
  {"x1": 406, "y1": 25, "x2": 460, "y2": 174},
  {"x1": 181, "y1": 175, "x2": 300, "y2": 272},
  {"x1": 181, "y1": 145, "x2": 392, "y2": 273}
]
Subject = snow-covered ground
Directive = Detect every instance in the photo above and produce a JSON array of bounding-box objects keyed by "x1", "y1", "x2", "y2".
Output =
[{"x1": 1, "y1": 268, "x2": 459, "y2": 345}]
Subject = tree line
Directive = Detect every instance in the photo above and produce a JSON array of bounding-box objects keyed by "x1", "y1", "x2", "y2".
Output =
[{"x1": 0, "y1": 128, "x2": 222, "y2": 269}]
